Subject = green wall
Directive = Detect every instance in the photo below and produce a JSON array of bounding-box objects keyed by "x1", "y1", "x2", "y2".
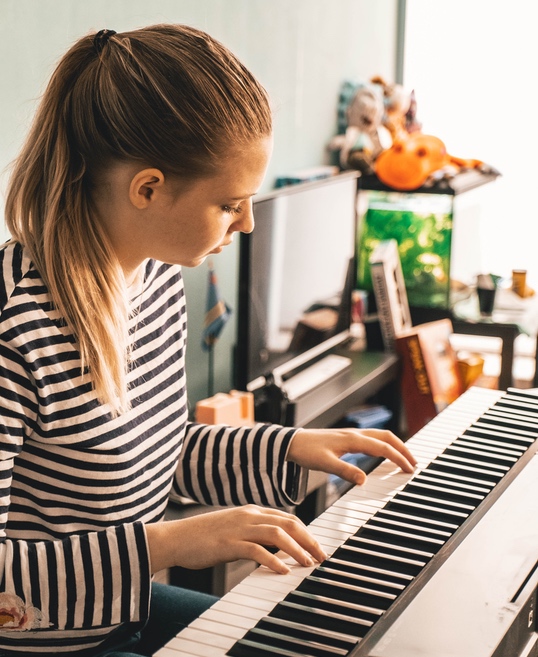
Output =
[{"x1": 0, "y1": 0, "x2": 399, "y2": 406}]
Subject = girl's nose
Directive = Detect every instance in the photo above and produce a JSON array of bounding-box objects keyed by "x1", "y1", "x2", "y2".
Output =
[{"x1": 235, "y1": 199, "x2": 255, "y2": 234}]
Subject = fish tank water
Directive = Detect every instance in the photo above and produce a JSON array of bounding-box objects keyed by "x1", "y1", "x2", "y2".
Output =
[{"x1": 356, "y1": 190, "x2": 454, "y2": 309}]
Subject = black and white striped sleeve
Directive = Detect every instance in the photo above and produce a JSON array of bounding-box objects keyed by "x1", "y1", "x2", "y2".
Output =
[
  {"x1": 174, "y1": 422, "x2": 308, "y2": 508},
  {"x1": 0, "y1": 351, "x2": 152, "y2": 633},
  {"x1": 0, "y1": 524, "x2": 151, "y2": 632}
]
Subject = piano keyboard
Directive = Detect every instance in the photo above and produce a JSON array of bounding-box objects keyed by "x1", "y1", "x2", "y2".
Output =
[{"x1": 155, "y1": 387, "x2": 538, "y2": 657}]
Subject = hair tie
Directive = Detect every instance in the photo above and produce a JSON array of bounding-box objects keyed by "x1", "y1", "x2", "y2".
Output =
[{"x1": 93, "y1": 29, "x2": 117, "y2": 54}]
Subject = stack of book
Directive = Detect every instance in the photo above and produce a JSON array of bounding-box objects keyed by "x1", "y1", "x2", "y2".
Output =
[{"x1": 395, "y1": 319, "x2": 464, "y2": 436}]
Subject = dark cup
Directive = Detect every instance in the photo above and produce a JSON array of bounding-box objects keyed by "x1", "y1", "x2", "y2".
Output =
[{"x1": 477, "y1": 285, "x2": 496, "y2": 315}]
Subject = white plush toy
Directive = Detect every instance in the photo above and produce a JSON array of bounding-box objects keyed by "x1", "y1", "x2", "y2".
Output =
[{"x1": 332, "y1": 84, "x2": 392, "y2": 174}]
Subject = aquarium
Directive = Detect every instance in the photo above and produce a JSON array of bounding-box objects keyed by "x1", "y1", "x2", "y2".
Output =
[{"x1": 356, "y1": 190, "x2": 454, "y2": 308}]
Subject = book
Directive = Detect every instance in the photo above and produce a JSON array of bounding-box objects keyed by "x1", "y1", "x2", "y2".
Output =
[
  {"x1": 395, "y1": 319, "x2": 464, "y2": 436},
  {"x1": 369, "y1": 239, "x2": 412, "y2": 350}
]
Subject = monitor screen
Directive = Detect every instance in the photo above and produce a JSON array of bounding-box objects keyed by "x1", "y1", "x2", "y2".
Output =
[{"x1": 235, "y1": 172, "x2": 359, "y2": 390}]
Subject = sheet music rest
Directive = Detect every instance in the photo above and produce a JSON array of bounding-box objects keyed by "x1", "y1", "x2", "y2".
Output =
[{"x1": 252, "y1": 349, "x2": 399, "y2": 429}]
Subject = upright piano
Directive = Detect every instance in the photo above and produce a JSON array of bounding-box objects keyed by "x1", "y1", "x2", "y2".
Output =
[{"x1": 156, "y1": 386, "x2": 538, "y2": 657}]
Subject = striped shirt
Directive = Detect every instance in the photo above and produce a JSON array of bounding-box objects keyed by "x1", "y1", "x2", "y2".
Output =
[{"x1": 0, "y1": 240, "x2": 303, "y2": 654}]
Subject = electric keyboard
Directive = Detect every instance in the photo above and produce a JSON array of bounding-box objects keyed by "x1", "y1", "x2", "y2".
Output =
[{"x1": 155, "y1": 387, "x2": 538, "y2": 657}]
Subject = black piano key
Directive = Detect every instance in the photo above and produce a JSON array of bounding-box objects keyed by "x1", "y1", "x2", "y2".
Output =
[
  {"x1": 486, "y1": 400, "x2": 538, "y2": 415},
  {"x1": 453, "y1": 432, "x2": 523, "y2": 452},
  {"x1": 368, "y1": 514, "x2": 453, "y2": 540},
  {"x1": 256, "y1": 616, "x2": 358, "y2": 652},
  {"x1": 288, "y1": 588, "x2": 386, "y2": 621},
  {"x1": 443, "y1": 444, "x2": 517, "y2": 467},
  {"x1": 295, "y1": 576, "x2": 395, "y2": 611},
  {"x1": 334, "y1": 543, "x2": 427, "y2": 577},
  {"x1": 269, "y1": 599, "x2": 372, "y2": 638},
  {"x1": 427, "y1": 460, "x2": 499, "y2": 487},
  {"x1": 412, "y1": 471, "x2": 493, "y2": 495},
  {"x1": 228, "y1": 636, "x2": 323, "y2": 657},
  {"x1": 346, "y1": 536, "x2": 435, "y2": 562},
  {"x1": 327, "y1": 556, "x2": 414, "y2": 585},
  {"x1": 438, "y1": 448, "x2": 512, "y2": 472},
  {"x1": 383, "y1": 497, "x2": 469, "y2": 524},
  {"x1": 357, "y1": 525, "x2": 445, "y2": 553},
  {"x1": 393, "y1": 486, "x2": 486, "y2": 511},
  {"x1": 480, "y1": 406, "x2": 538, "y2": 433},
  {"x1": 478, "y1": 411, "x2": 538, "y2": 432},
  {"x1": 374, "y1": 506, "x2": 460, "y2": 532},
  {"x1": 402, "y1": 481, "x2": 484, "y2": 506},
  {"x1": 465, "y1": 424, "x2": 536, "y2": 447},
  {"x1": 236, "y1": 626, "x2": 349, "y2": 657},
  {"x1": 315, "y1": 564, "x2": 407, "y2": 592},
  {"x1": 431, "y1": 456, "x2": 505, "y2": 483},
  {"x1": 454, "y1": 435, "x2": 526, "y2": 457}
]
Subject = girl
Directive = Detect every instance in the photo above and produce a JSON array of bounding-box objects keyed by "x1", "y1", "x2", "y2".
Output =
[{"x1": 0, "y1": 24, "x2": 416, "y2": 656}]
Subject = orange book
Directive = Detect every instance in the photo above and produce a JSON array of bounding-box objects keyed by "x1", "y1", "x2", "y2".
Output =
[{"x1": 395, "y1": 319, "x2": 464, "y2": 436}]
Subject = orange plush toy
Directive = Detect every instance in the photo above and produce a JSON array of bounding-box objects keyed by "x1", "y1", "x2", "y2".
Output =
[{"x1": 375, "y1": 132, "x2": 494, "y2": 191}]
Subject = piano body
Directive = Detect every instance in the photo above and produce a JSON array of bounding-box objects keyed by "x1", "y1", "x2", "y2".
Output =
[{"x1": 156, "y1": 387, "x2": 538, "y2": 657}]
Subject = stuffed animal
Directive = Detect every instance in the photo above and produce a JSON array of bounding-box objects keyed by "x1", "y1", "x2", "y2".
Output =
[
  {"x1": 375, "y1": 132, "x2": 495, "y2": 191},
  {"x1": 405, "y1": 89, "x2": 422, "y2": 134},
  {"x1": 370, "y1": 75, "x2": 412, "y2": 142},
  {"x1": 331, "y1": 84, "x2": 392, "y2": 174}
]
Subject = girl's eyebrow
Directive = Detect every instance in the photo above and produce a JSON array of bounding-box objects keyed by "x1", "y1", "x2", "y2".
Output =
[{"x1": 228, "y1": 192, "x2": 257, "y2": 201}]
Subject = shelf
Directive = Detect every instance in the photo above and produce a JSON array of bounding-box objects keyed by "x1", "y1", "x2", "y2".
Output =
[
  {"x1": 284, "y1": 349, "x2": 400, "y2": 428},
  {"x1": 360, "y1": 169, "x2": 500, "y2": 196}
]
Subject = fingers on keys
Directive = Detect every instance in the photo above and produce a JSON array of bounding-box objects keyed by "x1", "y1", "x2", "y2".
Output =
[{"x1": 242, "y1": 506, "x2": 327, "y2": 573}]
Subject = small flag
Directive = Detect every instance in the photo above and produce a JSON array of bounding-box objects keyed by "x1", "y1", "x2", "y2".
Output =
[{"x1": 202, "y1": 265, "x2": 232, "y2": 351}]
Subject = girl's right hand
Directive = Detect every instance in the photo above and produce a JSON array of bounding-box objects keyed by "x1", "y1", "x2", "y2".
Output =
[{"x1": 145, "y1": 504, "x2": 328, "y2": 575}]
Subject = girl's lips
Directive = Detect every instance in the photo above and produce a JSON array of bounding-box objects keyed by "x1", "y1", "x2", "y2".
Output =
[{"x1": 210, "y1": 240, "x2": 233, "y2": 254}]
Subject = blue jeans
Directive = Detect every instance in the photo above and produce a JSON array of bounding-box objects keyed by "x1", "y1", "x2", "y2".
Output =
[{"x1": 98, "y1": 582, "x2": 218, "y2": 656}]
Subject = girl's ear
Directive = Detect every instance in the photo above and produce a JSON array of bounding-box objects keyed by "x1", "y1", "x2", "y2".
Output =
[{"x1": 129, "y1": 168, "x2": 165, "y2": 209}]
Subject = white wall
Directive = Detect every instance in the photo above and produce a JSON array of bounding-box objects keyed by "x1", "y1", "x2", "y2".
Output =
[{"x1": 0, "y1": 0, "x2": 399, "y2": 402}]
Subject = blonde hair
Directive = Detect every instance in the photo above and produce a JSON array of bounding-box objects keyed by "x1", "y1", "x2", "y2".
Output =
[{"x1": 5, "y1": 24, "x2": 272, "y2": 413}]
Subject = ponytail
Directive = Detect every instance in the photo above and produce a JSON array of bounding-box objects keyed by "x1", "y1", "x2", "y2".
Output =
[{"x1": 5, "y1": 24, "x2": 272, "y2": 412}]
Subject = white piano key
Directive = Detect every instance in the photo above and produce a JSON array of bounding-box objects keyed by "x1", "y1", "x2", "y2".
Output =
[
  {"x1": 153, "y1": 639, "x2": 185, "y2": 657},
  {"x1": 318, "y1": 536, "x2": 347, "y2": 552},
  {"x1": 313, "y1": 509, "x2": 364, "y2": 528},
  {"x1": 308, "y1": 524, "x2": 351, "y2": 542},
  {"x1": 246, "y1": 568, "x2": 314, "y2": 596},
  {"x1": 154, "y1": 647, "x2": 191, "y2": 657},
  {"x1": 225, "y1": 590, "x2": 277, "y2": 612},
  {"x1": 189, "y1": 616, "x2": 247, "y2": 639},
  {"x1": 202, "y1": 607, "x2": 255, "y2": 630},
  {"x1": 172, "y1": 628, "x2": 233, "y2": 650},
  {"x1": 232, "y1": 581, "x2": 288, "y2": 605},
  {"x1": 166, "y1": 633, "x2": 233, "y2": 655},
  {"x1": 321, "y1": 505, "x2": 371, "y2": 524},
  {"x1": 215, "y1": 598, "x2": 275, "y2": 621}
]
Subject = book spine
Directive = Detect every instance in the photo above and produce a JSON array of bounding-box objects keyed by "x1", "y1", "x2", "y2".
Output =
[
  {"x1": 396, "y1": 333, "x2": 437, "y2": 436},
  {"x1": 371, "y1": 260, "x2": 396, "y2": 350}
]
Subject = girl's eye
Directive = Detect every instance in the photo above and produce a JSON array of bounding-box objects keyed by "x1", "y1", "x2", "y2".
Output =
[{"x1": 222, "y1": 205, "x2": 243, "y2": 216}]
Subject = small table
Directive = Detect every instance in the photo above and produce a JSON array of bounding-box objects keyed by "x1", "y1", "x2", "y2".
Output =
[{"x1": 451, "y1": 287, "x2": 538, "y2": 390}]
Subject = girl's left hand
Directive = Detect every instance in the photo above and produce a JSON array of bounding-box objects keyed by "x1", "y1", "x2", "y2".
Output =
[{"x1": 286, "y1": 427, "x2": 417, "y2": 486}]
